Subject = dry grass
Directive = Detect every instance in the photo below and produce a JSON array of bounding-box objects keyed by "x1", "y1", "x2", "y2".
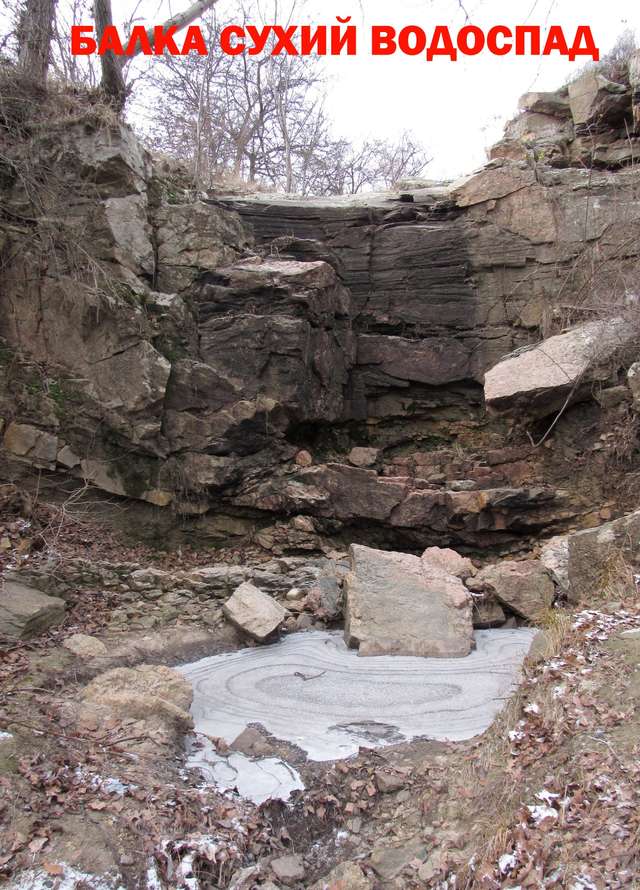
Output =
[{"x1": 450, "y1": 608, "x2": 575, "y2": 886}]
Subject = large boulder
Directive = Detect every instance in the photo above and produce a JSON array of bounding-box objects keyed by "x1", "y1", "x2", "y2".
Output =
[
  {"x1": 78, "y1": 664, "x2": 193, "y2": 749},
  {"x1": 502, "y1": 111, "x2": 573, "y2": 167},
  {"x1": 343, "y1": 544, "x2": 473, "y2": 657},
  {"x1": 566, "y1": 509, "x2": 640, "y2": 602},
  {"x1": 484, "y1": 318, "x2": 635, "y2": 416},
  {"x1": 519, "y1": 89, "x2": 571, "y2": 117},
  {"x1": 567, "y1": 71, "x2": 630, "y2": 133},
  {"x1": 222, "y1": 582, "x2": 287, "y2": 642},
  {"x1": 0, "y1": 581, "x2": 65, "y2": 639},
  {"x1": 474, "y1": 560, "x2": 555, "y2": 621}
]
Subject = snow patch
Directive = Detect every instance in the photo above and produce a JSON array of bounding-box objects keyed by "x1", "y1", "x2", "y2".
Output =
[
  {"x1": 8, "y1": 865, "x2": 123, "y2": 890},
  {"x1": 527, "y1": 804, "x2": 558, "y2": 825}
]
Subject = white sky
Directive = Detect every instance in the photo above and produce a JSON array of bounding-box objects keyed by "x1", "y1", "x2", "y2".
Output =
[{"x1": 107, "y1": 0, "x2": 639, "y2": 178}]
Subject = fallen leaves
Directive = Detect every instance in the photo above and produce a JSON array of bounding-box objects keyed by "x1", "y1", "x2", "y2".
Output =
[{"x1": 454, "y1": 606, "x2": 640, "y2": 889}]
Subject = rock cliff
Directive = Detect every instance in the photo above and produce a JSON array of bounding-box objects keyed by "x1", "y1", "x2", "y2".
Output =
[{"x1": 2, "y1": 72, "x2": 640, "y2": 557}]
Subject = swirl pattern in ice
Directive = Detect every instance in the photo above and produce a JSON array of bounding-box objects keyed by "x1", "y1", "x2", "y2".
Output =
[{"x1": 180, "y1": 628, "x2": 537, "y2": 763}]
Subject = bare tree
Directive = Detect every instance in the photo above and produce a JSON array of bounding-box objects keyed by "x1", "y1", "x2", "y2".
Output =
[
  {"x1": 50, "y1": 0, "x2": 99, "y2": 87},
  {"x1": 16, "y1": 0, "x2": 57, "y2": 82},
  {"x1": 140, "y1": 16, "x2": 430, "y2": 198},
  {"x1": 95, "y1": 0, "x2": 221, "y2": 105},
  {"x1": 94, "y1": 0, "x2": 126, "y2": 102}
]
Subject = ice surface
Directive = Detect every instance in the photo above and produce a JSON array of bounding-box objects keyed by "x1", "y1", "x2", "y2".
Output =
[
  {"x1": 185, "y1": 735, "x2": 304, "y2": 805},
  {"x1": 179, "y1": 628, "x2": 537, "y2": 782}
]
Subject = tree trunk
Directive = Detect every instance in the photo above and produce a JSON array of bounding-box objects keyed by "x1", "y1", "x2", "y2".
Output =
[
  {"x1": 17, "y1": 0, "x2": 57, "y2": 83},
  {"x1": 95, "y1": 0, "x2": 220, "y2": 107},
  {"x1": 94, "y1": 0, "x2": 127, "y2": 107}
]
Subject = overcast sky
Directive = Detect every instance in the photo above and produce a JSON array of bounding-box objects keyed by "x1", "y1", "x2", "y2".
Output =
[{"x1": 107, "y1": 0, "x2": 638, "y2": 178}]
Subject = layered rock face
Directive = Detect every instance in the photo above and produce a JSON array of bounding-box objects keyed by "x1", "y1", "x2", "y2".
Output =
[
  {"x1": 490, "y1": 64, "x2": 640, "y2": 169},
  {"x1": 2, "y1": 82, "x2": 640, "y2": 555}
]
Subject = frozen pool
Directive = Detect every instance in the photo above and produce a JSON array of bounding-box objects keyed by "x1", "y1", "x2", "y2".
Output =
[{"x1": 179, "y1": 628, "x2": 537, "y2": 803}]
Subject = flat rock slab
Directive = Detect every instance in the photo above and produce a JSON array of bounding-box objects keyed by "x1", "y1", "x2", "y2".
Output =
[
  {"x1": 180, "y1": 628, "x2": 538, "y2": 763},
  {"x1": 344, "y1": 544, "x2": 473, "y2": 657},
  {"x1": 0, "y1": 581, "x2": 65, "y2": 639},
  {"x1": 222, "y1": 581, "x2": 286, "y2": 642},
  {"x1": 483, "y1": 317, "x2": 634, "y2": 416}
]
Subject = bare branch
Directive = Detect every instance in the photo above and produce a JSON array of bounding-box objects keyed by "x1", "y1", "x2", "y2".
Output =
[{"x1": 121, "y1": 0, "x2": 221, "y2": 67}]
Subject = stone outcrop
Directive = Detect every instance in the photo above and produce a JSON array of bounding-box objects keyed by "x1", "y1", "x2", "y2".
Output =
[
  {"x1": 3, "y1": 423, "x2": 58, "y2": 469},
  {"x1": 2, "y1": 87, "x2": 640, "y2": 557},
  {"x1": 0, "y1": 581, "x2": 65, "y2": 639},
  {"x1": 222, "y1": 582, "x2": 287, "y2": 641},
  {"x1": 344, "y1": 544, "x2": 473, "y2": 657},
  {"x1": 490, "y1": 60, "x2": 639, "y2": 169}
]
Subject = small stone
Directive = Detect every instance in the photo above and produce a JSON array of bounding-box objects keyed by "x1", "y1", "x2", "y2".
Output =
[
  {"x1": 227, "y1": 866, "x2": 261, "y2": 890},
  {"x1": 295, "y1": 450, "x2": 313, "y2": 467},
  {"x1": 422, "y1": 546, "x2": 476, "y2": 580},
  {"x1": 62, "y1": 634, "x2": 108, "y2": 658},
  {"x1": 375, "y1": 770, "x2": 406, "y2": 793},
  {"x1": 348, "y1": 446, "x2": 379, "y2": 468},
  {"x1": 291, "y1": 514, "x2": 316, "y2": 533},
  {"x1": 271, "y1": 854, "x2": 305, "y2": 886},
  {"x1": 57, "y1": 445, "x2": 81, "y2": 469},
  {"x1": 285, "y1": 587, "x2": 305, "y2": 601},
  {"x1": 230, "y1": 727, "x2": 273, "y2": 757},
  {"x1": 449, "y1": 479, "x2": 476, "y2": 491},
  {"x1": 223, "y1": 582, "x2": 286, "y2": 642},
  {"x1": 310, "y1": 861, "x2": 373, "y2": 890},
  {"x1": 295, "y1": 612, "x2": 313, "y2": 631}
]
